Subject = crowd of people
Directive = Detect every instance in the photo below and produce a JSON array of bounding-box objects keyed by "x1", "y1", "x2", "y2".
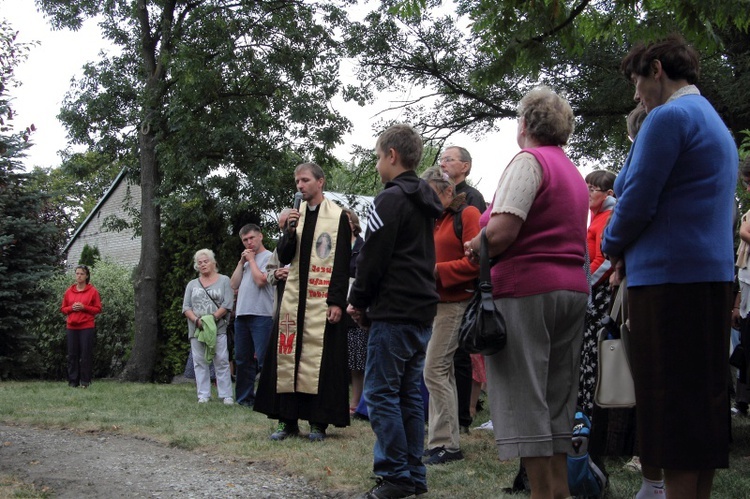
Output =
[{"x1": 65, "y1": 33, "x2": 745, "y2": 499}]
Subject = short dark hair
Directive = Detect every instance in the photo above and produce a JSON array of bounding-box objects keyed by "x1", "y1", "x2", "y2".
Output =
[
  {"x1": 376, "y1": 124, "x2": 424, "y2": 170},
  {"x1": 621, "y1": 34, "x2": 700, "y2": 84},
  {"x1": 295, "y1": 162, "x2": 325, "y2": 181},
  {"x1": 585, "y1": 170, "x2": 617, "y2": 193},
  {"x1": 239, "y1": 224, "x2": 261, "y2": 237}
]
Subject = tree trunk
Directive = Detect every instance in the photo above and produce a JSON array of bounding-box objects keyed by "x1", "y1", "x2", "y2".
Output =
[{"x1": 120, "y1": 119, "x2": 160, "y2": 382}]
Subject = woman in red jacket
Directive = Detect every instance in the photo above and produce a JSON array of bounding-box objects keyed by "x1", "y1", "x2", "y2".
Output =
[
  {"x1": 577, "y1": 169, "x2": 616, "y2": 413},
  {"x1": 61, "y1": 265, "x2": 102, "y2": 388},
  {"x1": 421, "y1": 166, "x2": 481, "y2": 465}
]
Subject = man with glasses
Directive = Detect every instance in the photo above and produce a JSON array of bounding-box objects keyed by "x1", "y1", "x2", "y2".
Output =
[{"x1": 440, "y1": 147, "x2": 486, "y2": 212}]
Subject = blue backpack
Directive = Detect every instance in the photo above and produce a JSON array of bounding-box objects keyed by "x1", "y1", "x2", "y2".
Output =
[{"x1": 568, "y1": 410, "x2": 607, "y2": 498}]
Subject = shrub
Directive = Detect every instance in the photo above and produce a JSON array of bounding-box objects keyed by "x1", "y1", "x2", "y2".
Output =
[{"x1": 25, "y1": 260, "x2": 135, "y2": 379}]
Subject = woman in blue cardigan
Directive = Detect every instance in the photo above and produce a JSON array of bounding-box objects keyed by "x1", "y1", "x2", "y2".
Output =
[{"x1": 602, "y1": 34, "x2": 738, "y2": 499}]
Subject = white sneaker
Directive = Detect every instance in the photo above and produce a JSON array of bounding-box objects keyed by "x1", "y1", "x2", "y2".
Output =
[
  {"x1": 474, "y1": 420, "x2": 494, "y2": 430},
  {"x1": 223, "y1": 397, "x2": 234, "y2": 405},
  {"x1": 198, "y1": 397, "x2": 209, "y2": 403}
]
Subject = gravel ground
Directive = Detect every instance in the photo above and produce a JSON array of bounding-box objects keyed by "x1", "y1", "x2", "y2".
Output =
[{"x1": 0, "y1": 424, "x2": 333, "y2": 498}]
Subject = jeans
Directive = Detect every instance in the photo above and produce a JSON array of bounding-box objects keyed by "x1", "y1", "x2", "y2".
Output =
[
  {"x1": 234, "y1": 315, "x2": 273, "y2": 405},
  {"x1": 365, "y1": 321, "x2": 431, "y2": 493},
  {"x1": 67, "y1": 328, "x2": 95, "y2": 386}
]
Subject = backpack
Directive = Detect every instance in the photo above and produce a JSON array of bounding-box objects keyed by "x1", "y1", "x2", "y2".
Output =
[
  {"x1": 452, "y1": 203, "x2": 466, "y2": 242},
  {"x1": 568, "y1": 410, "x2": 607, "y2": 498}
]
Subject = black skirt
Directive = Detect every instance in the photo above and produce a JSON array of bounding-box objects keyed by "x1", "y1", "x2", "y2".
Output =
[{"x1": 628, "y1": 282, "x2": 731, "y2": 470}]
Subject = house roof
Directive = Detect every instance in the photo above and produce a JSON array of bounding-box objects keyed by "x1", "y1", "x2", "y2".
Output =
[
  {"x1": 63, "y1": 168, "x2": 376, "y2": 254},
  {"x1": 63, "y1": 167, "x2": 130, "y2": 254}
]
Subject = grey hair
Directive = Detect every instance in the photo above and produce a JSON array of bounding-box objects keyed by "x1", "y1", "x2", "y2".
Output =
[
  {"x1": 421, "y1": 166, "x2": 455, "y2": 194},
  {"x1": 193, "y1": 248, "x2": 218, "y2": 271}
]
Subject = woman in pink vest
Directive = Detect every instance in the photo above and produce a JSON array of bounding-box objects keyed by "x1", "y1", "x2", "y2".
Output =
[{"x1": 465, "y1": 86, "x2": 589, "y2": 498}]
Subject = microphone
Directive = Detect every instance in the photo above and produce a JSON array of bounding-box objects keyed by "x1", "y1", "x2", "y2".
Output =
[{"x1": 289, "y1": 192, "x2": 303, "y2": 228}]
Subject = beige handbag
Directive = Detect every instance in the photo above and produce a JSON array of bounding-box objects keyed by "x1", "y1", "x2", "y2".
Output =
[{"x1": 594, "y1": 281, "x2": 636, "y2": 408}]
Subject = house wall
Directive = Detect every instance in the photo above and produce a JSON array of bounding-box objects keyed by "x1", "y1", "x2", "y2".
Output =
[{"x1": 66, "y1": 180, "x2": 142, "y2": 268}]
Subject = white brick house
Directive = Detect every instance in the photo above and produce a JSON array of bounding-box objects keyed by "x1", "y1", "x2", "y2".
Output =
[
  {"x1": 64, "y1": 169, "x2": 142, "y2": 268},
  {"x1": 64, "y1": 168, "x2": 373, "y2": 269}
]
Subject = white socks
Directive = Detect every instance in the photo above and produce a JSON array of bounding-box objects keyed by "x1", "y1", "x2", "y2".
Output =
[{"x1": 635, "y1": 476, "x2": 665, "y2": 498}]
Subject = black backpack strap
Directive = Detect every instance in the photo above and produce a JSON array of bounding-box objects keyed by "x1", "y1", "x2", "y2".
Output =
[{"x1": 453, "y1": 203, "x2": 466, "y2": 242}]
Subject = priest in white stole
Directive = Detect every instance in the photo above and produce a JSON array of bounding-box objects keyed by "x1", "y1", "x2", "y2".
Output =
[{"x1": 254, "y1": 162, "x2": 352, "y2": 441}]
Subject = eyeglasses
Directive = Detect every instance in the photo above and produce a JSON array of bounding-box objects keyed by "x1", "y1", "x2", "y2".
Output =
[{"x1": 440, "y1": 156, "x2": 467, "y2": 164}]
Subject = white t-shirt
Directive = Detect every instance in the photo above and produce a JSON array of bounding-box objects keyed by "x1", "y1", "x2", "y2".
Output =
[{"x1": 235, "y1": 249, "x2": 275, "y2": 317}]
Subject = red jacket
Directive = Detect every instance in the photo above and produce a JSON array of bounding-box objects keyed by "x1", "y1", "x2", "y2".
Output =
[
  {"x1": 435, "y1": 202, "x2": 481, "y2": 302},
  {"x1": 588, "y1": 206, "x2": 614, "y2": 286},
  {"x1": 61, "y1": 283, "x2": 102, "y2": 329}
]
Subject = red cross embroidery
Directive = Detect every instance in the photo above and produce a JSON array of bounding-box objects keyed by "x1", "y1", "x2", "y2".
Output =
[{"x1": 279, "y1": 313, "x2": 296, "y2": 355}]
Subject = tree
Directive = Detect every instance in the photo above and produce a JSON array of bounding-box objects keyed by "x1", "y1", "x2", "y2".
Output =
[
  {"x1": 37, "y1": 0, "x2": 353, "y2": 380},
  {"x1": 79, "y1": 243, "x2": 101, "y2": 266},
  {"x1": 344, "y1": 0, "x2": 750, "y2": 169},
  {"x1": 25, "y1": 151, "x2": 123, "y2": 238},
  {"x1": 0, "y1": 20, "x2": 62, "y2": 378},
  {"x1": 26, "y1": 261, "x2": 135, "y2": 379}
]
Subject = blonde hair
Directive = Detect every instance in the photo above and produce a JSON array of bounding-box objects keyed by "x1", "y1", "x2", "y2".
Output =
[{"x1": 193, "y1": 248, "x2": 218, "y2": 271}]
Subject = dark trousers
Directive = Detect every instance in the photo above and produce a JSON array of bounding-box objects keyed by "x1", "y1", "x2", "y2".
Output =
[
  {"x1": 67, "y1": 328, "x2": 95, "y2": 386},
  {"x1": 453, "y1": 345, "x2": 473, "y2": 427}
]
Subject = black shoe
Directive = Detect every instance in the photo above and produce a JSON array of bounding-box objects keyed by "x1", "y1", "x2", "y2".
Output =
[
  {"x1": 423, "y1": 446, "x2": 464, "y2": 465},
  {"x1": 732, "y1": 404, "x2": 749, "y2": 417},
  {"x1": 502, "y1": 463, "x2": 531, "y2": 494},
  {"x1": 359, "y1": 477, "x2": 414, "y2": 499},
  {"x1": 270, "y1": 421, "x2": 299, "y2": 441},
  {"x1": 308, "y1": 423, "x2": 326, "y2": 442},
  {"x1": 459, "y1": 425, "x2": 470, "y2": 435}
]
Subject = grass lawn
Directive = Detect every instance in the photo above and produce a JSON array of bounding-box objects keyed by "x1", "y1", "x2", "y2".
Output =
[{"x1": 1, "y1": 380, "x2": 749, "y2": 498}]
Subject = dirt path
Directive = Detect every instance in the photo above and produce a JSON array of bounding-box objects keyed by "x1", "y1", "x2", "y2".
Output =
[{"x1": 0, "y1": 424, "x2": 332, "y2": 498}]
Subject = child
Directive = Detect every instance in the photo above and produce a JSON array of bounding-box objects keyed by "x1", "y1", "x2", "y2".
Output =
[{"x1": 347, "y1": 124, "x2": 443, "y2": 498}]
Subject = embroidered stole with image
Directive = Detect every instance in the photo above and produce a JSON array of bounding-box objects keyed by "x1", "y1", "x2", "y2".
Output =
[{"x1": 276, "y1": 198, "x2": 341, "y2": 394}]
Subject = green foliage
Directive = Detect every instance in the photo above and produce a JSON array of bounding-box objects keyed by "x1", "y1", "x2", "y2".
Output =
[
  {"x1": 345, "y1": 1, "x2": 750, "y2": 171},
  {"x1": 26, "y1": 152, "x2": 124, "y2": 233},
  {"x1": 35, "y1": 0, "x2": 357, "y2": 379},
  {"x1": 0, "y1": 20, "x2": 61, "y2": 379},
  {"x1": 737, "y1": 130, "x2": 750, "y2": 216},
  {"x1": 25, "y1": 261, "x2": 134, "y2": 380},
  {"x1": 153, "y1": 192, "x2": 255, "y2": 382},
  {"x1": 78, "y1": 244, "x2": 101, "y2": 267},
  {"x1": 739, "y1": 130, "x2": 750, "y2": 160}
]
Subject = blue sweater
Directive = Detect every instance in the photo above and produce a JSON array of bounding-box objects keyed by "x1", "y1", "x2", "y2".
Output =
[{"x1": 602, "y1": 94, "x2": 737, "y2": 287}]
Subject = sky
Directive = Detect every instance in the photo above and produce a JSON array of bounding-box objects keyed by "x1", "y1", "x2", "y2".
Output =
[{"x1": 3, "y1": 0, "x2": 520, "y2": 201}]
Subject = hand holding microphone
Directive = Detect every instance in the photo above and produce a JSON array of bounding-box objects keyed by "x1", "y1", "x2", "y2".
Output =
[{"x1": 289, "y1": 191, "x2": 303, "y2": 229}]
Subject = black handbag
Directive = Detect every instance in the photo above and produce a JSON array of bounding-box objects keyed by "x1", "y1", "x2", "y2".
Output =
[{"x1": 458, "y1": 228, "x2": 507, "y2": 355}]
